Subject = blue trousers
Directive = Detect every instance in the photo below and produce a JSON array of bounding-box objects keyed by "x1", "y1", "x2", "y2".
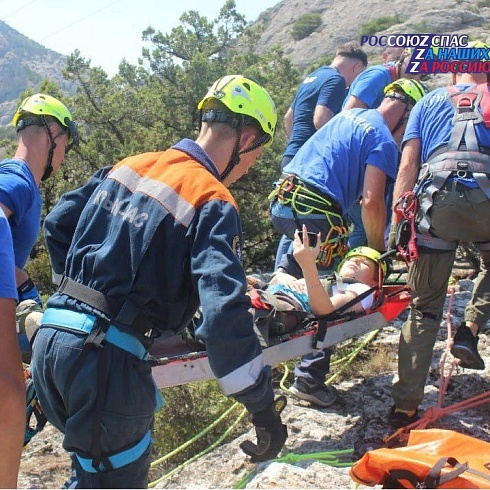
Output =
[
  {"x1": 295, "y1": 349, "x2": 333, "y2": 385},
  {"x1": 32, "y1": 326, "x2": 157, "y2": 488},
  {"x1": 346, "y1": 202, "x2": 367, "y2": 249},
  {"x1": 347, "y1": 200, "x2": 393, "y2": 250},
  {"x1": 270, "y1": 200, "x2": 336, "y2": 383}
]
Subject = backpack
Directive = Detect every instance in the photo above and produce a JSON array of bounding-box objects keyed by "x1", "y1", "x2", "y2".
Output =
[
  {"x1": 350, "y1": 429, "x2": 490, "y2": 489},
  {"x1": 249, "y1": 287, "x2": 310, "y2": 347}
]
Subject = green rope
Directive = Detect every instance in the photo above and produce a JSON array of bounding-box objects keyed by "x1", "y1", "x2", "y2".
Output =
[
  {"x1": 326, "y1": 329, "x2": 379, "y2": 384},
  {"x1": 233, "y1": 449, "x2": 354, "y2": 488},
  {"x1": 148, "y1": 406, "x2": 248, "y2": 487},
  {"x1": 150, "y1": 401, "x2": 241, "y2": 468},
  {"x1": 279, "y1": 329, "x2": 380, "y2": 390},
  {"x1": 149, "y1": 323, "x2": 379, "y2": 488}
]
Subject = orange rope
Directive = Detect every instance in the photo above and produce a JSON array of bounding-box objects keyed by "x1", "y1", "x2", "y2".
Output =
[{"x1": 385, "y1": 286, "x2": 490, "y2": 444}]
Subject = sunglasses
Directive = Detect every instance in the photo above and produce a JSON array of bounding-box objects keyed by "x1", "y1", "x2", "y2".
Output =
[{"x1": 64, "y1": 117, "x2": 80, "y2": 154}]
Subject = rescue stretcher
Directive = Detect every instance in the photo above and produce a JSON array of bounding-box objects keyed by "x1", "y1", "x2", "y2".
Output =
[{"x1": 150, "y1": 283, "x2": 411, "y2": 389}]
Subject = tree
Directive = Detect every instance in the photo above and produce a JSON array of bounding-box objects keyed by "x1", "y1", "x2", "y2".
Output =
[{"x1": 25, "y1": 0, "x2": 300, "y2": 292}]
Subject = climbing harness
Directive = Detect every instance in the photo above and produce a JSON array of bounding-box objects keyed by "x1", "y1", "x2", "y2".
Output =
[
  {"x1": 393, "y1": 191, "x2": 420, "y2": 261},
  {"x1": 414, "y1": 83, "x2": 490, "y2": 251},
  {"x1": 40, "y1": 276, "x2": 163, "y2": 473},
  {"x1": 269, "y1": 174, "x2": 349, "y2": 266}
]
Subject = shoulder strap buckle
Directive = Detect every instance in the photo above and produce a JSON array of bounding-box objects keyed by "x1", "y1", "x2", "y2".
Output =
[{"x1": 450, "y1": 90, "x2": 484, "y2": 125}]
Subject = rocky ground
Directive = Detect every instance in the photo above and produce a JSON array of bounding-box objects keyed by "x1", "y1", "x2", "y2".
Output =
[{"x1": 18, "y1": 275, "x2": 490, "y2": 489}]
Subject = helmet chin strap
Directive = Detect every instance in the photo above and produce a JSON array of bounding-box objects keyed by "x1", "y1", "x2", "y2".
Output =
[
  {"x1": 220, "y1": 123, "x2": 243, "y2": 181},
  {"x1": 391, "y1": 103, "x2": 411, "y2": 136},
  {"x1": 40, "y1": 116, "x2": 56, "y2": 181},
  {"x1": 220, "y1": 125, "x2": 270, "y2": 181}
]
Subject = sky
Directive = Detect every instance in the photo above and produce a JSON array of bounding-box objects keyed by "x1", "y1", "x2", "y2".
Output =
[{"x1": 1, "y1": 0, "x2": 279, "y2": 76}]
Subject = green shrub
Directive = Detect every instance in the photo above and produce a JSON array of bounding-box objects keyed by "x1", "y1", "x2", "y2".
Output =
[
  {"x1": 151, "y1": 380, "x2": 248, "y2": 479},
  {"x1": 360, "y1": 15, "x2": 401, "y2": 37},
  {"x1": 306, "y1": 55, "x2": 334, "y2": 73},
  {"x1": 291, "y1": 13, "x2": 322, "y2": 41},
  {"x1": 26, "y1": 248, "x2": 57, "y2": 297}
]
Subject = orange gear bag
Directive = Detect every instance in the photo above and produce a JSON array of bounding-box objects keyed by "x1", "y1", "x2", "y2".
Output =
[{"x1": 350, "y1": 429, "x2": 490, "y2": 488}]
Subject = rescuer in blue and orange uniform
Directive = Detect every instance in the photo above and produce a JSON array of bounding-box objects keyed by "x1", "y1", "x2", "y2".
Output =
[{"x1": 30, "y1": 75, "x2": 287, "y2": 488}]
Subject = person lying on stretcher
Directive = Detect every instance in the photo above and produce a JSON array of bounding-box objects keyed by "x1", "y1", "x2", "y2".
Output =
[
  {"x1": 264, "y1": 225, "x2": 387, "y2": 316},
  {"x1": 185, "y1": 227, "x2": 387, "y2": 352}
]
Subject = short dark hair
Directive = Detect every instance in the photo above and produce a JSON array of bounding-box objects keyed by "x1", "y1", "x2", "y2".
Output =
[{"x1": 336, "y1": 41, "x2": 368, "y2": 67}]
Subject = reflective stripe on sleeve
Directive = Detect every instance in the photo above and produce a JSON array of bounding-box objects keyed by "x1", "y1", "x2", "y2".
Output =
[{"x1": 217, "y1": 354, "x2": 265, "y2": 396}]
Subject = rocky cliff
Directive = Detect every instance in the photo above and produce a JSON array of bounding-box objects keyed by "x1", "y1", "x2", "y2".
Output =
[{"x1": 253, "y1": 0, "x2": 490, "y2": 72}]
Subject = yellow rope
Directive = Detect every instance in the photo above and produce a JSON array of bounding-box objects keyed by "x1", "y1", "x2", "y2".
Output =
[
  {"x1": 148, "y1": 325, "x2": 380, "y2": 487},
  {"x1": 149, "y1": 405, "x2": 247, "y2": 487},
  {"x1": 278, "y1": 329, "x2": 380, "y2": 390},
  {"x1": 150, "y1": 401, "x2": 240, "y2": 468}
]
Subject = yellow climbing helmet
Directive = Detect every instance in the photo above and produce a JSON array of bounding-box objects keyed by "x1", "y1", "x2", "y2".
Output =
[
  {"x1": 467, "y1": 40, "x2": 490, "y2": 60},
  {"x1": 197, "y1": 75, "x2": 277, "y2": 146},
  {"x1": 384, "y1": 78, "x2": 427, "y2": 105},
  {"x1": 338, "y1": 246, "x2": 387, "y2": 279},
  {"x1": 12, "y1": 93, "x2": 79, "y2": 150}
]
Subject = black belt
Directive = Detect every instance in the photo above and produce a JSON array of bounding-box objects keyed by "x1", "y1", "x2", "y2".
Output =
[{"x1": 58, "y1": 276, "x2": 154, "y2": 335}]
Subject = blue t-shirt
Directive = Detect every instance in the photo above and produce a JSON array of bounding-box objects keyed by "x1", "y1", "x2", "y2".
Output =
[
  {"x1": 283, "y1": 108, "x2": 399, "y2": 211},
  {"x1": 284, "y1": 66, "x2": 347, "y2": 158},
  {"x1": 342, "y1": 63, "x2": 395, "y2": 110},
  {"x1": 0, "y1": 207, "x2": 17, "y2": 300},
  {"x1": 403, "y1": 84, "x2": 490, "y2": 161},
  {"x1": 0, "y1": 159, "x2": 42, "y2": 268}
]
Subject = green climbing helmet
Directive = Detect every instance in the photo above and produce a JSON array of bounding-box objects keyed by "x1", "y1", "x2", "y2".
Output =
[
  {"x1": 338, "y1": 246, "x2": 387, "y2": 279},
  {"x1": 467, "y1": 40, "x2": 490, "y2": 60},
  {"x1": 197, "y1": 75, "x2": 277, "y2": 147},
  {"x1": 12, "y1": 93, "x2": 79, "y2": 150},
  {"x1": 384, "y1": 78, "x2": 427, "y2": 106}
]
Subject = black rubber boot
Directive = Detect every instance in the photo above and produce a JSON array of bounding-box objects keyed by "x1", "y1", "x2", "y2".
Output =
[{"x1": 451, "y1": 325, "x2": 485, "y2": 370}]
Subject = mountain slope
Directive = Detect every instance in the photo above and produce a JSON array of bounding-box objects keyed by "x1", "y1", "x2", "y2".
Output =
[
  {"x1": 1, "y1": 0, "x2": 489, "y2": 126},
  {"x1": 253, "y1": 0, "x2": 490, "y2": 71},
  {"x1": 0, "y1": 20, "x2": 71, "y2": 125}
]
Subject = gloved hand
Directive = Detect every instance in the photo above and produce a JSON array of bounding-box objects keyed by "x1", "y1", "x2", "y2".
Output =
[
  {"x1": 17, "y1": 278, "x2": 42, "y2": 306},
  {"x1": 240, "y1": 396, "x2": 288, "y2": 462}
]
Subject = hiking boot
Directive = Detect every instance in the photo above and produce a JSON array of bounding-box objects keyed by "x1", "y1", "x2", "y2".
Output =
[
  {"x1": 289, "y1": 377, "x2": 338, "y2": 407},
  {"x1": 388, "y1": 405, "x2": 419, "y2": 430},
  {"x1": 450, "y1": 325, "x2": 485, "y2": 370}
]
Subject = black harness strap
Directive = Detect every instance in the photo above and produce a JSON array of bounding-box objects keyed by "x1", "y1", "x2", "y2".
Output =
[
  {"x1": 417, "y1": 85, "x2": 490, "y2": 241},
  {"x1": 313, "y1": 278, "x2": 379, "y2": 349},
  {"x1": 59, "y1": 276, "x2": 111, "y2": 316},
  {"x1": 58, "y1": 276, "x2": 153, "y2": 335},
  {"x1": 63, "y1": 317, "x2": 111, "y2": 472}
]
